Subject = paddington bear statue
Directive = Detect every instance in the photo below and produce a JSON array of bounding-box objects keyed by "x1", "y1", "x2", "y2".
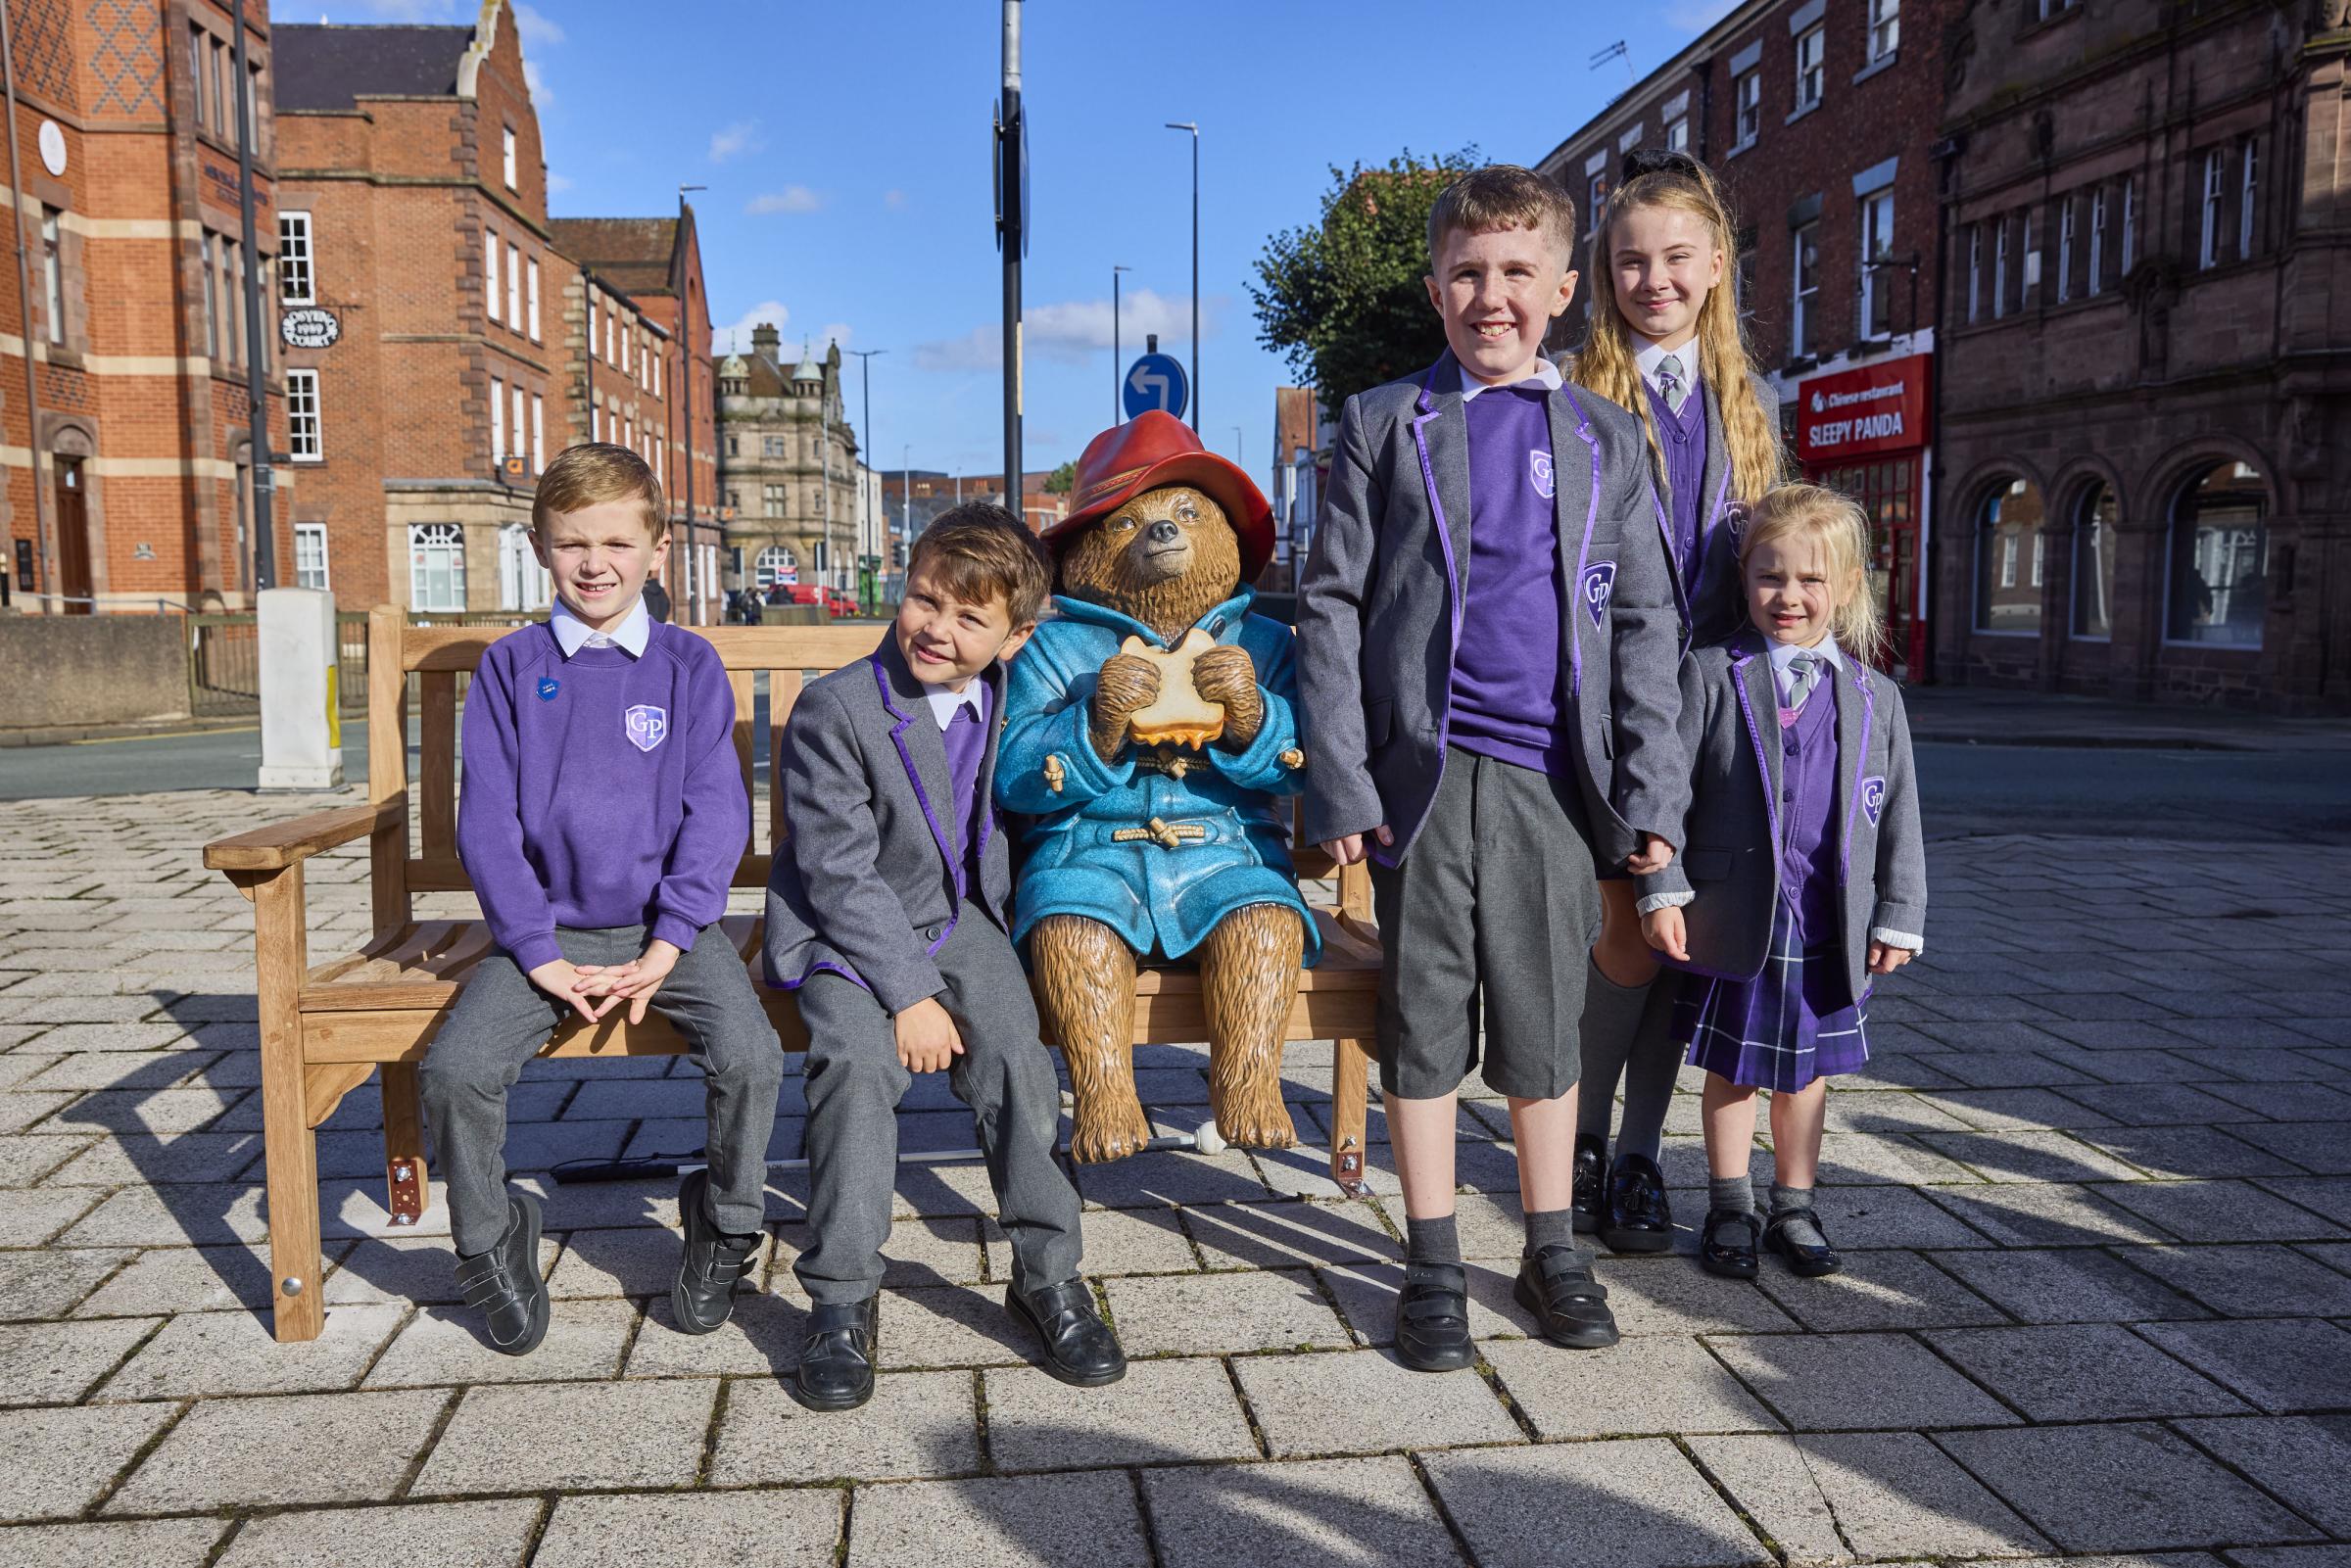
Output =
[{"x1": 996, "y1": 412, "x2": 1317, "y2": 1162}]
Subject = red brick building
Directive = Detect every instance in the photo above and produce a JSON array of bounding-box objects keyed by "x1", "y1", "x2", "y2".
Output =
[
  {"x1": 272, "y1": 3, "x2": 716, "y2": 620},
  {"x1": 1932, "y1": 0, "x2": 2350, "y2": 712},
  {"x1": 1537, "y1": 0, "x2": 1951, "y2": 675},
  {"x1": 1, "y1": 0, "x2": 291, "y2": 614}
]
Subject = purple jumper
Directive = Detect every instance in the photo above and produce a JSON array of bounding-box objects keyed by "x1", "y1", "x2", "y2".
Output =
[
  {"x1": 456, "y1": 619, "x2": 746, "y2": 974},
  {"x1": 939, "y1": 681, "x2": 993, "y2": 874},
  {"x1": 1644, "y1": 376, "x2": 1710, "y2": 594},
  {"x1": 1448, "y1": 382, "x2": 1569, "y2": 776}
]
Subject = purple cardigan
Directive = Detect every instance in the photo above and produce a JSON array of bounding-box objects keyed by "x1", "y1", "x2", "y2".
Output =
[{"x1": 456, "y1": 618, "x2": 746, "y2": 972}]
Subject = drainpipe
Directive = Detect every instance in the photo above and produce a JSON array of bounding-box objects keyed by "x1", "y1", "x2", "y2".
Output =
[{"x1": 0, "y1": 2, "x2": 53, "y2": 606}]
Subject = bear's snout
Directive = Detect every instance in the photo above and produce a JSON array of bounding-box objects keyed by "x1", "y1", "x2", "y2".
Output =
[{"x1": 1147, "y1": 518, "x2": 1181, "y2": 545}]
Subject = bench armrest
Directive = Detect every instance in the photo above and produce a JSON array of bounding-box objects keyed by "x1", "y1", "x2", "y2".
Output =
[{"x1": 205, "y1": 800, "x2": 402, "y2": 873}]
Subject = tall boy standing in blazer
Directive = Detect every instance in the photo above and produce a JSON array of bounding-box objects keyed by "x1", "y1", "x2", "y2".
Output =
[
  {"x1": 1296, "y1": 166, "x2": 1687, "y2": 1369},
  {"x1": 764, "y1": 504, "x2": 1126, "y2": 1411}
]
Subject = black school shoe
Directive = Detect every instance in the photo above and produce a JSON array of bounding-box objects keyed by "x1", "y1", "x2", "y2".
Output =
[
  {"x1": 1700, "y1": 1208, "x2": 1761, "y2": 1280},
  {"x1": 454, "y1": 1192, "x2": 550, "y2": 1356},
  {"x1": 790, "y1": 1295, "x2": 881, "y2": 1411},
  {"x1": 1393, "y1": 1260, "x2": 1476, "y2": 1372},
  {"x1": 1571, "y1": 1133, "x2": 1608, "y2": 1235},
  {"x1": 672, "y1": 1168, "x2": 764, "y2": 1334},
  {"x1": 1514, "y1": 1245, "x2": 1620, "y2": 1349},
  {"x1": 1601, "y1": 1151, "x2": 1675, "y2": 1254},
  {"x1": 1007, "y1": 1276, "x2": 1128, "y2": 1387},
  {"x1": 1764, "y1": 1208, "x2": 1844, "y2": 1277}
]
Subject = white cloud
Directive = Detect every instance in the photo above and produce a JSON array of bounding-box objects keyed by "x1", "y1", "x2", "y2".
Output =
[
  {"x1": 708, "y1": 119, "x2": 763, "y2": 165},
  {"x1": 913, "y1": 291, "x2": 1208, "y2": 375},
  {"x1": 746, "y1": 186, "x2": 822, "y2": 215},
  {"x1": 546, "y1": 170, "x2": 574, "y2": 195},
  {"x1": 818, "y1": 323, "x2": 854, "y2": 350},
  {"x1": 911, "y1": 327, "x2": 1000, "y2": 374},
  {"x1": 712, "y1": 301, "x2": 791, "y2": 356},
  {"x1": 522, "y1": 57, "x2": 552, "y2": 108},
  {"x1": 512, "y1": 3, "x2": 563, "y2": 46}
]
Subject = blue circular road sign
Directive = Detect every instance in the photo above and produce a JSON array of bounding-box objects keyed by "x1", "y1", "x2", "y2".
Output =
[{"x1": 1123, "y1": 352, "x2": 1189, "y2": 422}]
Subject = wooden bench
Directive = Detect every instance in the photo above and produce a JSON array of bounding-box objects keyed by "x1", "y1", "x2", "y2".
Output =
[{"x1": 205, "y1": 605, "x2": 1380, "y2": 1342}]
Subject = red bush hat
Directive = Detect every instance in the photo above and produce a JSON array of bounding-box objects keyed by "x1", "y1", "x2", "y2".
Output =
[{"x1": 1041, "y1": 410, "x2": 1277, "y2": 584}]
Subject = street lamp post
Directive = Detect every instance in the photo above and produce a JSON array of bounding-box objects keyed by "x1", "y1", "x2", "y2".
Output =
[
  {"x1": 997, "y1": 2, "x2": 1025, "y2": 513},
  {"x1": 231, "y1": 0, "x2": 274, "y2": 594},
  {"x1": 678, "y1": 184, "x2": 705, "y2": 620},
  {"x1": 1165, "y1": 120, "x2": 1198, "y2": 431},
  {"x1": 1112, "y1": 263, "x2": 1130, "y2": 424},
  {"x1": 848, "y1": 347, "x2": 886, "y2": 612}
]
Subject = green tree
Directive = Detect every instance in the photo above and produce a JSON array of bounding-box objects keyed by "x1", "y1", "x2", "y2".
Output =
[
  {"x1": 1043, "y1": 460, "x2": 1077, "y2": 495},
  {"x1": 1250, "y1": 146, "x2": 1479, "y2": 408}
]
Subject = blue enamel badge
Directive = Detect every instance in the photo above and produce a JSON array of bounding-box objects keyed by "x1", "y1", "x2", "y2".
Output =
[
  {"x1": 536, "y1": 677, "x2": 560, "y2": 701},
  {"x1": 1579, "y1": 561, "x2": 1616, "y2": 629}
]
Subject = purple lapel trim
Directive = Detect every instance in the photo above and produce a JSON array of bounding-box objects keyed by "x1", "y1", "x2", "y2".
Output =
[
  {"x1": 1651, "y1": 484, "x2": 1695, "y2": 644},
  {"x1": 869, "y1": 654, "x2": 963, "y2": 950},
  {"x1": 1726, "y1": 642, "x2": 1781, "y2": 858},
  {"x1": 1837, "y1": 664, "x2": 1878, "y2": 885},
  {"x1": 1557, "y1": 385, "x2": 1602, "y2": 697},
  {"x1": 1389, "y1": 359, "x2": 1463, "y2": 871},
  {"x1": 781, "y1": 958, "x2": 872, "y2": 993}
]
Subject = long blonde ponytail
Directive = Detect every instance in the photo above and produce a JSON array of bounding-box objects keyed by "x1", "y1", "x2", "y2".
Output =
[{"x1": 1571, "y1": 154, "x2": 1784, "y2": 504}]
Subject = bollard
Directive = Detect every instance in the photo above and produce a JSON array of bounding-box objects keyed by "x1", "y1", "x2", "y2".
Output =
[{"x1": 257, "y1": 587, "x2": 345, "y2": 790}]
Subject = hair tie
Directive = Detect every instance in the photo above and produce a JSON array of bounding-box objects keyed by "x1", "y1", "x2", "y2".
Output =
[{"x1": 1621, "y1": 146, "x2": 1704, "y2": 184}]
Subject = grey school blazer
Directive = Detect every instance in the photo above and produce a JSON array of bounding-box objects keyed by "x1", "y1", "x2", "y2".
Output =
[
  {"x1": 1647, "y1": 374, "x2": 1781, "y2": 649},
  {"x1": 1634, "y1": 632, "x2": 1927, "y2": 1004},
  {"x1": 762, "y1": 634, "x2": 1012, "y2": 1014},
  {"x1": 1295, "y1": 352, "x2": 1685, "y2": 870}
]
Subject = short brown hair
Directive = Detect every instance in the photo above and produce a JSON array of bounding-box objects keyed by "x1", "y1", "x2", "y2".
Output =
[
  {"x1": 907, "y1": 502, "x2": 1052, "y2": 626},
  {"x1": 1426, "y1": 165, "x2": 1578, "y2": 268},
  {"x1": 532, "y1": 443, "x2": 666, "y2": 538}
]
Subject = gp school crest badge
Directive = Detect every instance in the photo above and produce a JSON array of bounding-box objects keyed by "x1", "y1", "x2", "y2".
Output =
[
  {"x1": 1580, "y1": 561, "x2": 1616, "y2": 629},
  {"x1": 1860, "y1": 776, "x2": 1887, "y2": 826},
  {"x1": 624, "y1": 704, "x2": 668, "y2": 752},
  {"x1": 1529, "y1": 449, "x2": 1556, "y2": 499},
  {"x1": 536, "y1": 677, "x2": 559, "y2": 702}
]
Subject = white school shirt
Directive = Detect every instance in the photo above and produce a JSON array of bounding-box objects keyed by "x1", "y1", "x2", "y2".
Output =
[
  {"x1": 550, "y1": 598, "x2": 650, "y2": 659},
  {"x1": 921, "y1": 682, "x2": 986, "y2": 731},
  {"x1": 1630, "y1": 331, "x2": 1701, "y2": 413}
]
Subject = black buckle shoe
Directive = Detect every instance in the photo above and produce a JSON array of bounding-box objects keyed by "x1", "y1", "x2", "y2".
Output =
[
  {"x1": 1601, "y1": 1151, "x2": 1675, "y2": 1255},
  {"x1": 790, "y1": 1295, "x2": 880, "y2": 1411},
  {"x1": 454, "y1": 1192, "x2": 550, "y2": 1356},
  {"x1": 673, "y1": 1167, "x2": 763, "y2": 1335},
  {"x1": 1007, "y1": 1276, "x2": 1128, "y2": 1387},
  {"x1": 1394, "y1": 1260, "x2": 1475, "y2": 1372},
  {"x1": 1764, "y1": 1208, "x2": 1844, "y2": 1277},
  {"x1": 1513, "y1": 1244, "x2": 1619, "y2": 1349},
  {"x1": 1571, "y1": 1133, "x2": 1608, "y2": 1235},
  {"x1": 1700, "y1": 1208, "x2": 1761, "y2": 1280}
]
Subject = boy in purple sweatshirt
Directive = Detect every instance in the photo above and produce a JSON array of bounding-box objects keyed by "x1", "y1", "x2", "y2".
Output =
[{"x1": 421, "y1": 443, "x2": 781, "y2": 1356}]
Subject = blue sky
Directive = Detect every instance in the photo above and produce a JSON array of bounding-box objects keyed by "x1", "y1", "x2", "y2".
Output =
[{"x1": 318, "y1": 0, "x2": 1737, "y2": 482}]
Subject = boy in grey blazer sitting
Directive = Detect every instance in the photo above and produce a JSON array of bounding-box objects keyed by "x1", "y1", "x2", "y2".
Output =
[
  {"x1": 1296, "y1": 166, "x2": 1687, "y2": 1370},
  {"x1": 764, "y1": 504, "x2": 1126, "y2": 1410}
]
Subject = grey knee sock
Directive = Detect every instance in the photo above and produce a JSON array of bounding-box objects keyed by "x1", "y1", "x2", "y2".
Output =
[
  {"x1": 1523, "y1": 1207, "x2": 1576, "y2": 1257},
  {"x1": 1612, "y1": 981, "x2": 1682, "y2": 1165},
  {"x1": 1406, "y1": 1212, "x2": 1461, "y2": 1266},
  {"x1": 1770, "y1": 1184, "x2": 1826, "y2": 1248},
  {"x1": 1708, "y1": 1173, "x2": 1755, "y2": 1217},
  {"x1": 1575, "y1": 958, "x2": 1655, "y2": 1141}
]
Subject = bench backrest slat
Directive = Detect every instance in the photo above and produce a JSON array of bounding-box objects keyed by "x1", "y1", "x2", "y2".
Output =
[
  {"x1": 767, "y1": 668, "x2": 804, "y2": 855},
  {"x1": 418, "y1": 673, "x2": 458, "y2": 867}
]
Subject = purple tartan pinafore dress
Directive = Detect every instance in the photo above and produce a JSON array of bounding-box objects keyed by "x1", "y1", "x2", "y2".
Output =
[{"x1": 1671, "y1": 676, "x2": 1870, "y2": 1092}]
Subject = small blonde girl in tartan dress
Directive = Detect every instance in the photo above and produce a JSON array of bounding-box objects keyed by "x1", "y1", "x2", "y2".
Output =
[{"x1": 1637, "y1": 485, "x2": 1927, "y2": 1281}]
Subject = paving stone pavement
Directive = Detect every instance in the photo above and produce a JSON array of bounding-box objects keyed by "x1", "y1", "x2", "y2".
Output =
[{"x1": 0, "y1": 789, "x2": 2347, "y2": 1564}]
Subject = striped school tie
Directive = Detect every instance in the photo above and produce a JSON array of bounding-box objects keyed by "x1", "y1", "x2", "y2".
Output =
[
  {"x1": 1656, "y1": 353, "x2": 1686, "y2": 413},
  {"x1": 1785, "y1": 651, "x2": 1822, "y2": 710}
]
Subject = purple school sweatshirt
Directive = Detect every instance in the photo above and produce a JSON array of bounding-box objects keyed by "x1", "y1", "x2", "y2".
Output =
[
  {"x1": 1644, "y1": 376, "x2": 1709, "y2": 592},
  {"x1": 1448, "y1": 381, "x2": 1568, "y2": 775},
  {"x1": 456, "y1": 618, "x2": 746, "y2": 974}
]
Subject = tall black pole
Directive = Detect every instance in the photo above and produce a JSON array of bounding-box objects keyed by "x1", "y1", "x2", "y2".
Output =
[
  {"x1": 998, "y1": 2, "x2": 1023, "y2": 519},
  {"x1": 232, "y1": 0, "x2": 273, "y2": 591},
  {"x1": 1165, "y1": 121, "x2": 1198, "y2": 431},
  {"x1": 677, "y1": 186, "x2": 704, "y2": 620},
  {"x1": 0, "y1": 0, "x2": 53, "y2": 604},
  {"x1": 1112, "y1": 263, "x2": 1129, "y2": 425}
]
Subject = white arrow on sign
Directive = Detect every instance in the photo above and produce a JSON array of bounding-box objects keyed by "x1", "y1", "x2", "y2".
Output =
[{"x1": 1128, "y1": 363, "x2": 1171, "y2": 408}]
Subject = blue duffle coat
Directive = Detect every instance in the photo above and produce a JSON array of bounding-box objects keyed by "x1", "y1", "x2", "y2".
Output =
[{"x1": 997, "y1": 590, "x2": 1319, "y2": 965}]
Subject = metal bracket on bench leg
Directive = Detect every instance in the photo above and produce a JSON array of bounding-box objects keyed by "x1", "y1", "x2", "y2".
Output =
[
  {"x1": 386, "y1": 1158, "x2": 424, "y2": 1226},
  {"x1": 1330, "y1": 1135, "x2": 1365, "y2": 1199}
]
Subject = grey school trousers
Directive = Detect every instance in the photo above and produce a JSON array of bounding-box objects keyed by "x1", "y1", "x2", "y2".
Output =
[
  {"x1": 792, "y1": 901, "x2": 1082, "y2": 1307},
  {"x1": 421, "y1": 924, "x2": 783, "y2": 1257},
  {"x1": 1369, "y1": 747, "x2": 1603, "y2": 1102}
]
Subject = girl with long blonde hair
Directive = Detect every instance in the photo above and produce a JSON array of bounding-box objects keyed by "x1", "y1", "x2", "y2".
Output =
[{"x1": 1568, "y1": 148, "x2": 1789, "y2": 1257}]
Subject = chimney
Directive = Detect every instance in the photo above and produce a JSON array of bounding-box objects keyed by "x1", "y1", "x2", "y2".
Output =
[{"x1": 750, "y1": 322, "x2": 781, "y2": 360}]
